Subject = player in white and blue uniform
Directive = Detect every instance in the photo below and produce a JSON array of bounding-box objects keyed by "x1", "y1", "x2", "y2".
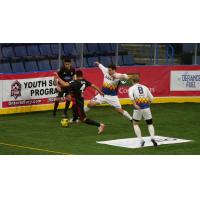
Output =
[
  {"x1": 84, "y1": 62, "x2": 132, "y2": 121},
  {"x1": 128, "y1": 75, "x2": 157, "y2": 147}
]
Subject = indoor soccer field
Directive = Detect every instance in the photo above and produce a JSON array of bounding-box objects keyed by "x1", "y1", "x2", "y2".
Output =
[{"x1": 0, "y1": 103, "x2": 199, "y2": 155}]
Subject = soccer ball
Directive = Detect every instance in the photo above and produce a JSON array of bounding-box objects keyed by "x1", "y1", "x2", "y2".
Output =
[{"x1": 60, "y1": 118, "x2": 69, "y2": 128}]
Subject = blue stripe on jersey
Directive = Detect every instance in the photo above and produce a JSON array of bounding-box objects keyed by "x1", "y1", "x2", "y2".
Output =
[
  {"x1": 138, "y1": 103, "x2": 150, "y2": 109},
  {"x1": 102, "y1": 88, "x2": 118, "y2": 96}
]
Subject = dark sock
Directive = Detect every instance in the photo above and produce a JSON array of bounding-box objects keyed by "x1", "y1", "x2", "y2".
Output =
[
  {"x1": 63, "y1": 100, "x2": 70, "y2": 115},
  {"x1": 53, "y1": 100, "x2": 59, "y2": 115},
  {"x1": 73, "y1": 113, "x2": 78, "y2": 121},
  {"x1": 84, "y1": 118, "x2": 100, "y2": 127}
]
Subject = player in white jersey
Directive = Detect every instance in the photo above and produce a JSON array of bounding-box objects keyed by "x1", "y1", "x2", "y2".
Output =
[
  {"x1": 128, "y1": 75, "x2": 158, "y2": 147},
  {"x1": 84, "y1": 62, "x2": 133, "y2": 121}
]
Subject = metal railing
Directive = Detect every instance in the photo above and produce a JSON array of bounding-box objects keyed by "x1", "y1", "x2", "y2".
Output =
[{"x1": 166, "y1": 44, "x2": 174, "y2": 65}]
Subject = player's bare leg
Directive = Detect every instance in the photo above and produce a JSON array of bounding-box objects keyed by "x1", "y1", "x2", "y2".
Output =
[
  {"x1": 53, "y1": 97, "x2": 61, "y2": 117},
  {"x1": 63, "y1": 94, "x2": 71, "y2": 117},
  {"x1": 84, "y1": 100, "x2": 100, "y2": 112},
  {"x1": 115, "y1": 108, "x2": 132, "y2": 121},
  {"x1": 132, "y1": 120, "x2": 145, "y2": 147},
  {"x1": 146, "y1": 119, "x2": 157, "y2": 146}
]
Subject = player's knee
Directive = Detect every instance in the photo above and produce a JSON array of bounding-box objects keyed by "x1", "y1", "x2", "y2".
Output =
[
  {"x1": 66, "y1": 96, "x2": 71, "y2": 101},
  {"x1": 115, "y1": 108, "x2": 123, "y2": 114},
  {"x1": 146, "y1": 119, "x2": 153, "y2": 125},
  {"x1": 88, "y1": 101, "x2": 97, "y2": 107}
]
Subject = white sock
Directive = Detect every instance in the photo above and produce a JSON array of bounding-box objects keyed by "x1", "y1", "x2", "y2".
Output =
[
  {"x1": 148, "y1": 124, "x2": 155, "y2": 139},
  {"x1": 84, "y1": 106, "x2": 90, "y2": 112},
  {"x1": 123, "y1": 110, "x2": 132, "y2": 120},
  {"x1": 133, "y1": 125, "x2": 144, "y2": 142}
]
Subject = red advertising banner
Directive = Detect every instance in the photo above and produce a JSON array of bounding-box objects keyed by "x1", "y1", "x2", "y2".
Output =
[
  {"x1": 82, "y1": 65, "x2": 200, "y2": 99},
  {"x1": 0, "y1": 65, "x2": 200, "y2": 110}
]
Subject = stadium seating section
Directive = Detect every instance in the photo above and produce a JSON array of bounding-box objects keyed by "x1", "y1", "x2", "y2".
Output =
[{"x1": 0, "y1": 43, "x2": 135, "y2": 73}]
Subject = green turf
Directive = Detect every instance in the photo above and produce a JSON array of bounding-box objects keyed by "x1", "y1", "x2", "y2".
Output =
[{"x1": 0, "y1": 103, "x2": 199, "y2": 155}]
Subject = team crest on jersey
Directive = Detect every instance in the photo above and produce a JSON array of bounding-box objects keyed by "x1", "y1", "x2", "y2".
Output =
[{"x1": 11, "y1": 80, "x2": 22, "y2": 99}]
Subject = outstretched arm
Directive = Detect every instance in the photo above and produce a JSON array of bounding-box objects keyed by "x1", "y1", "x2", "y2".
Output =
[
  {"x1": 54, "y1": 72, "x2": 70, "y2": 88},
  {"x1": 94, "y1": 61, "x2": 108, "y2": 74},
  {"x1": 91, "y1": 84, "x2": 104, "y2": 96},
  {"x1": 112, "y1": 73, "x2": 133, "y2": 80}
]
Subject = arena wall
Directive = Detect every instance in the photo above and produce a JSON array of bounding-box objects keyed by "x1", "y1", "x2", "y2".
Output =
[{"x1": 0, "y1": 65, "x2": 200, "y2": 114}]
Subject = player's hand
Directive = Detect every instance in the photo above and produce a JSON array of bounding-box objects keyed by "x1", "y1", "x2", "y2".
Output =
[
  {"x1": 134, "y1": 105, "x2": 141, "y2": 110},
  {"x1": 53, "y1": 72, "x2": 59, "y2": 79},
  {"x1": 94, "y1": 61, "x2": 100, "y2": 67}
]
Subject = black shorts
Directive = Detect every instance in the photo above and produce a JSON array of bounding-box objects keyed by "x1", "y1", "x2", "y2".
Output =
[
  {"x1": 71, "y1": 98, "x2": 86, "y2": 121},
  {"x1": 57, "y1": 87, "x2": 71, "y2": 98}
]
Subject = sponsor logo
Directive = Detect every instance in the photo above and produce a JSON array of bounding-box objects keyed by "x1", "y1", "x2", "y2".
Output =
[
  {"x1": 171, "y1": 71, "x2": 200, "y2": 91},
  {"x1": 97, "y1": 136, "x2": 192, "y2": 149},
  {"x1": 11, "y1": 80, "x2": 22, "y2": 99}
]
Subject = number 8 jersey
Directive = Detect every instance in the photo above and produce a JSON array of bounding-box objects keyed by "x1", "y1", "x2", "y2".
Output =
[{"x1": 128, "y1": 83, "x2": 154, "y2": 109}]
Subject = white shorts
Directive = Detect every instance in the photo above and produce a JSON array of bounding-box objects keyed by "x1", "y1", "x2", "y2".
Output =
[
  {"x1": 91, "y1": 94, "x2": 122, "y2": 109},
  {"x1": 133, "y1": 108, "x2": 152, "y2": 121}
]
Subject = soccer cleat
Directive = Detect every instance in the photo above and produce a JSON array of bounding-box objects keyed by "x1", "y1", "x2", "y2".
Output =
[
  {"x1": 98, "y1": 123, "x2": 105, "y2": 134},
  {"x1": 140, "y1": 140, "x2": 145, "y2": 147},
  {"x1": 69, "y1": 118, "x2": 80, "y2": 123},
  {"x1": 151, "y1": 138, "x2": 158, "y2": 147}
]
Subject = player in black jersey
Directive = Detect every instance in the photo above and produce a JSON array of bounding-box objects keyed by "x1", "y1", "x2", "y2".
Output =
[
  {"x1": 54, "y1": 70, "x2": 105, "y2": 134},
  {"x1": 53, "y1": 58, "x2": 76, "y2": 117}
]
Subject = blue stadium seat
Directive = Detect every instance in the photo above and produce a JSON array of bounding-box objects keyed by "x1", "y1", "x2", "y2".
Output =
[
  {"x1": 11, "y1": 62, "x2": 26, "y2": 73},
  {"x1": 87, "y1": 43, "x2": 99, "y2": 53},
  {"x1": 87, "y1": 57, "x2": 99, "y2": 67},
  {"x1": 50, "y1": 59, "x2": 59, "y2": 70},
  {"x1": 37, "y1": 60, "x2": 51, "y2": 71},
  {"x1": 123, "y1": 55, "x2": 135, "y2": 65},
  {"x1": 0, "y1": 47, "x2": 2, "y2": 58},
  {"x1": 110, "y1": 43, "x2": 124, "y2": 52},
  {"x1": 51, "y1": 44, "x2": 64, "y2": 56},
  {"x1": 0, "y1": 63, "x2": 12, "y2": 73},
  {"x1": 24, "y1": 61, "x2": 38, "y2": 72},
  {"x1": 99, "y1": 43, "x2": 112, "y2": 52},
  {"x1": 182, "y1": 44, "x2": 194, "y2": 53},
  {"x1": 15, "y1": 46, "x2": 28, "y2": 57},
  {"x1": 2, "y1": 46, "x2": 15, "y2": 58},
  {"x1": 39, "y1": 44, "x2": 52, "y2": 56},
  {"x1": 63, "y1": 44, "x2": 77, "y2": 56},
  {"x1": 27, "y1": 45, "x2": 41, "y2": 57},
  {"x1": 75, "y1": 58, "x2": 88, "y2": 68},
  {"x1": 71, "y1": 59, "x2": 76, "y2": 68},
  {"x1": 110, "y1": 43, "x2": 117, "y2": 52},
  {"x1": 99, "y1": 56, "x2": 112, "y2": 66},
  {"x1": 50, "y1": 59, "x2": 76, "y2": 70},
  {"x1": 82, "y1": 44, "x2": 89, "y2": 54},
  {"x1": 111, "y1": 56, "x2": 124, "y2": 66}
]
